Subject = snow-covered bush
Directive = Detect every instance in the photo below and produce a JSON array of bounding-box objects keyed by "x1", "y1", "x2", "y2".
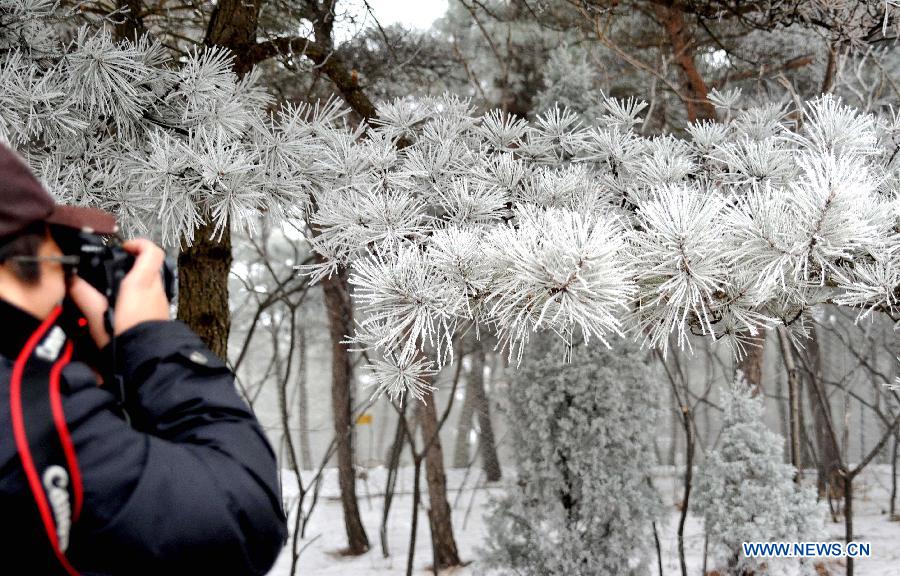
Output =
[
  {"x1": 482, "y1": 335, "x2": 663, "y2": 576},
  {"x1": 694, "y1": 376, "x2": 825, "y2": 575}
]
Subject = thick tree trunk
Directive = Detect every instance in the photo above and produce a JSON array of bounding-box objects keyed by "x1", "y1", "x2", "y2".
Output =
[
  {"x1": 417, "y1": 396, "x2": 461, "y2": 569},
  {"x1": 322, "y1": 270, "x2": 369, "y2": 555},
  {"x1": 177, "y1": 0, "x2": 263, "y2": 357},
  {"x1": 177, "y1": 220, "x2": 232, "y2": 358},
  {"x1": 470, "y1": 344, "x2": 502, "y2": 481},
  {"x1": 204, "y1": 0, "x2": 264, "y2": 74}
]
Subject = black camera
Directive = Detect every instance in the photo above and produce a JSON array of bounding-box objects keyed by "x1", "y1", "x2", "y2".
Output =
[
  {"x1": 51, "y1": 227, "x2": 176, "y2": 306},
  {"x1": 50, "y1": 227, "x2": 176, "y2": 374}
]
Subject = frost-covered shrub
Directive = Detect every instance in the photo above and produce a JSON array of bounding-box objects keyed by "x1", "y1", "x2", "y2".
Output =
[
  {"x1": 482, "y1": 335, "x2": 663, "y2": 576},
  {"x1": 694, "y1": 377, "x2": 824, "y2": 576},
  {"x1": 534, "y1": 45, "x2": 603, "y2": 122}
]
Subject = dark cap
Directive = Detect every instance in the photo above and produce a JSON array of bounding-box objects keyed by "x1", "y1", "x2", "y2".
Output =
[{"x1": 0, "y1": 143, "x2": 118, "y2": 239}]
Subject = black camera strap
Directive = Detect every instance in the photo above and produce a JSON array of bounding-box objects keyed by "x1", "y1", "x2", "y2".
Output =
[{"x1": 9, "y1": 306, "x2": 83, "y2": 576}]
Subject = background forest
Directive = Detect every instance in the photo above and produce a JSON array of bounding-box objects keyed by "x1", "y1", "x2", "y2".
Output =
[{"x1": 3, "y1": 1, "x2": 900, "y2": 575}]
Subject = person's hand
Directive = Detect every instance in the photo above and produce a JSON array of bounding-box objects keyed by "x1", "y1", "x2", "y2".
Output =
[
  {"x1": 68, "y1": 239, "x2": 170, "y2": 348},
  {"x1": 113, "y1": 239, "x2": 170, "y2": 336},
  {"x1": 67, "y1": 276, "x2": 111, "y2": 349}
]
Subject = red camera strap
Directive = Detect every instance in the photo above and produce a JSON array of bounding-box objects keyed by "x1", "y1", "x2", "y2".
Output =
[{"x1": 10, "y1": 305, "x2": 83, "y2": 576}]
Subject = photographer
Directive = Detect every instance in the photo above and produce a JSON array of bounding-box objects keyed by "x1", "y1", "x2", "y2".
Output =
[{"x1": 0, "y1": 144, "x2": 287, "y2": 575}]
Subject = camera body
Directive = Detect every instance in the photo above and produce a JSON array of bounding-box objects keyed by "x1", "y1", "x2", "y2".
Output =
[
  {"x1": 53, "y1": 228, "x2": 176, "y2": 306},
  {"x1": 52, "y1": 228, "x2": 176, "y2": 372},
  {"x1": 74, "y1": 236, "x2": 176, "y2": 306}
]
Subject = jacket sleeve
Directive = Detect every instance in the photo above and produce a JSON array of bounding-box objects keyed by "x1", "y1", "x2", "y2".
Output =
[{"x1": 63, "y1": 320, "x2": 287, "y2": 576}]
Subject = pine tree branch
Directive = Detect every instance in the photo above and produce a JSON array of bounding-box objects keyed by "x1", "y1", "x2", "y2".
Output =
[{"x1": 246, "y1": 36, "x2": 377, "y2": 120}]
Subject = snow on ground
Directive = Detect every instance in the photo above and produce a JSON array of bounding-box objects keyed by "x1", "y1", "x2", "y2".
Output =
[{"x1": 267, "y1": 465, "x2": 900, "y2": 576}]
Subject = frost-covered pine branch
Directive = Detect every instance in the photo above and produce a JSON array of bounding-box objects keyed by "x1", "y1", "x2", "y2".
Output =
[{"x1": 6, "y1": 0, "x2": 900, "y2": 403}]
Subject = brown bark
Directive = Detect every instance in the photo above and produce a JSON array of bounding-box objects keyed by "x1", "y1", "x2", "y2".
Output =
[
  {"x1": 204, "y1": 0, "x2": 264, "y2": 73},
  {"x1": 321, "y1": 268, "x2": 370, "y2": 555},
  {"x1": 176, "y1": 219, "x2": 232, "y2": 358},
  {"x1": 736, "y1": 334, "x2": 765, "y2": 395},
  {"x1": 245, "y1": 37, "x2": 378, "y2": 120},
  {"x1": 654, "y1": 3, "x2": 717, "y2": 122},
  {"x1": 176, "y1": 0, "x2": 265, "y2": 356},
  {"x1": 417, "y1": 396, "x2": 461, "y2": 569}
]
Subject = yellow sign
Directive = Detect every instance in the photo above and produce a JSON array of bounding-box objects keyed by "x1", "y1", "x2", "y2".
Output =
[{"x1": 356, "y1": 413, "x2": 373, "y2": 425}]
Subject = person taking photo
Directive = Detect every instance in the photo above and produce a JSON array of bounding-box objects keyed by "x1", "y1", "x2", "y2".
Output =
[{"x1": 0, "y1": 143, "x2": 287, "y2": 575}]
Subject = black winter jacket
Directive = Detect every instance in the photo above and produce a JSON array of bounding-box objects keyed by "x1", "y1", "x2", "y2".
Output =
[{"x1": 0, "y1": 300, "x2": 287, "y2": 575}]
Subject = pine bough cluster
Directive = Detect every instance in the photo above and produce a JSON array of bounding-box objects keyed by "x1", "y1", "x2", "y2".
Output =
[{"x1": 4, "y1": 0, "x2": 900, "y2": 403}]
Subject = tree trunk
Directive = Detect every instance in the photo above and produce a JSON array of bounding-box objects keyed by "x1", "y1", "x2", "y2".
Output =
[
  {"x1": 469, "y1": 343, "x2": 502, "y2": 481},
  {"x1": 891, "y1": 431, "x2": 898, "y2": 520},
  {"x1": 113, "y1": 0, "x2": 146, "y2": 43},
  {"x1": 204, "y1": 0, "x2": 264, "y2": 74},
  {"x1": 417, "y1": 396, "x2": 461, "y2": 569},
  {"x1": 176, "y1": 220, "x2": 232, "y2": 358},
  {"x1": 296, "y1": 323, "x2": 313, "y2": 470},
  {"x1": 777, "y1": 327, "x2": 803, "y2": 480},
  {"x1": 321, "y1": 269, "x2": 369, "y2": 555},
  {"x1": 176, "y1": 0, "x2": 264, "y2": 357},
  {"x1": 803, "y1": 327, "x2": 844, "y2": 500},
  {"x1": 736, "y1": 334, "x2": 765, "y2": 395},
  {"x1": 654, "y1": 3, "x2": 717, "y2": 122},
  {"x1": 844, "y1": 475, "x2": 854, "y2": 576},
  {"x1": 452, "y1": 380, "x2": 475, "y2": 468}
]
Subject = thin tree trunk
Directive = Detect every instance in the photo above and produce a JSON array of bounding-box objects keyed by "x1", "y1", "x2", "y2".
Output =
[
  {"x1": 452, "y1": 379, "x2": 475, "y2": 468},
  {"x1": 322, "y1": 269, "x2": 369, "y2": 555},
  {"x1": 405, "y1": 458, "x2": 423, "y2": 576},
  {"x1": 381, "y1": 404, "x2": 406, "y2": 558},
  {"x1": 654, "y1": 3, "x2": 717, "y2": 122},
  {"x1": 777, "y1": 327, "x2": 803, "y2": 481},
  {"x1": 296, "y1": 324, "x2": 313, "y2": 470},
  {"x1": 891, "y1": 431, "x2": 898, "y2": 520},
  {"x1": 844, "y1": 475, "x2": 854, "y2": 576},
  {"x1": 678, "y1": 404, "x2": 693, "y2": 576},
  {"x1": 669, "y1": 387, "x2": 679, "y2": 466},
  {"x1": 417, "y1": 396, "x2": 461, "y2": 569},
  {"x1": 736, "y1": 334, "x2": 765, "y2": 395},
  {"x1": 803, "y1": 327, "x2": 844, "y2": 500},
  {"x1": 469, "y1": 343, "x2": 501, "y2": 481}
]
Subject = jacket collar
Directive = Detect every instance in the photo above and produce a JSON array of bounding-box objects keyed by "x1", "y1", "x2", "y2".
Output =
[{"x1": 0, "y1": 298, "x2": 52, "y2": 360}]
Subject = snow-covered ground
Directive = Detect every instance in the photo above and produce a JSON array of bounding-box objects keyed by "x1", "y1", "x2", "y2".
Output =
[{"x1": 267, "y1": 465, "x2": 900, "y2": 576}]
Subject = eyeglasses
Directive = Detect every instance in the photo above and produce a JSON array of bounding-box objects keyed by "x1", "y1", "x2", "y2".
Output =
[
  {"x1": 4, "y1": 255, "x2": 81, "y2": 276},
  {"x1": 6, "y1": 256, "x2": 81, "y2": 265}
]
